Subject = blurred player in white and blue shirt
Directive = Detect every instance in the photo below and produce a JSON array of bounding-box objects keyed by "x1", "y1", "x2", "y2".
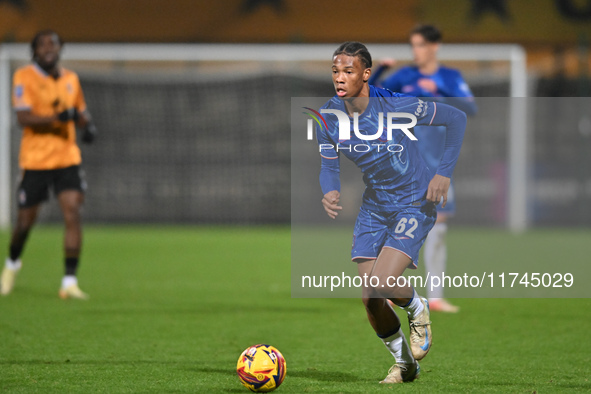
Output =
[{"x1": 369, "y1": 25, "x2": 477, "y2": 313}]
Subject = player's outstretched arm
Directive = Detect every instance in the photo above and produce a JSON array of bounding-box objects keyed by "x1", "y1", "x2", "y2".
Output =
[{"x1": 322, "y1": 190, "x2": 342, "y2": 219}]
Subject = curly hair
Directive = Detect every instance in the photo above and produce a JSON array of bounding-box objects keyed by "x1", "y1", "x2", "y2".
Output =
[{"x1": 332, "y1": 41, "x2": 372, "y2": 69}]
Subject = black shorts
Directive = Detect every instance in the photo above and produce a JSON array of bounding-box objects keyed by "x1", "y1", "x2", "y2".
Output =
[{"x1": 17, "y1": 165, "x2": 86, "y2": 208}]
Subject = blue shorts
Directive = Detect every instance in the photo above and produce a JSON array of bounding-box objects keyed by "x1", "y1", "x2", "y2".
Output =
[{"x1": 351, "y1": 200, "x2": 437, "y2": 269}]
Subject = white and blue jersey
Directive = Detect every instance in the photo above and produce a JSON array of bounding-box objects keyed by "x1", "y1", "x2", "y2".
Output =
[
  {"x1": 369, "y1": 65, "x2": 477, "y2": 214},
  {"x1": 369, "y1": 65, "x2": 476, "y2": 115},
  {"x1": 316, "y1": 85, "x2": 467, "y2": 266}
]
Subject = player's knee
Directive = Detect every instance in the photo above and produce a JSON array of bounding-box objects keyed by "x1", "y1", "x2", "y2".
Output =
[
  {"x1": 362, "y1": 297, "x2": 375, "y2": 313},
  {"x1": 15, "y1": 213, "x2": 36, "y2": 232},
  {"x1": 362, "y1": 296, "x2": 384, "y2": 312},
  {"x1": 374, "y1": 286, "x2": 395, "y2": 300},
  {"x1": 15, "y1": 219, "x2": 31, "y2": 232},
  {"x1": 12, "y1": 226, "x2": 30, "y2": 243},
  {"x1": 62, "y1": 204, "x2": 81, "y2": 224},
  {"x1": 361, "y1": 284, "x2": 381, "y2": 300}
]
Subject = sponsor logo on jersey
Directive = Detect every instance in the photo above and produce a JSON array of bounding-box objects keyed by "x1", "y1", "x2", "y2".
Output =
[{"x1": 414, "y1": 99, "x2": 426, "y2": 117}]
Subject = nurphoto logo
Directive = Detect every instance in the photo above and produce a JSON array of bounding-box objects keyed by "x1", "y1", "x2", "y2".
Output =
[
  {"x1": 303, "y1": 107, "x2": 418, "y2": 141},
  {"x1": 303, "y1": 106, "x2": 419, "y2": 154}
]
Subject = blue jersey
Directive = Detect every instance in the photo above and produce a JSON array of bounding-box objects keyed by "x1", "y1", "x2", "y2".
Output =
[
  {"x1": 316, "y1": 85, "x2": 466, "y2": 211},
  {"x1": 371, "y1": 65, "x2": 475, "y2": 111},
  {"x1": 369, "y1": 65, "x2": 476, "y2": 175}
]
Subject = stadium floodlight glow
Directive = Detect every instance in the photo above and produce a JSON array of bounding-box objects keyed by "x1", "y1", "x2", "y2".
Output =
[{"x1": 0, "y1": 43, "x2": 527, "y2": 231}]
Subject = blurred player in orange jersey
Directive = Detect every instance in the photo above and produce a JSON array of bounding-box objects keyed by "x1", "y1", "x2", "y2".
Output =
[{"x1": 1, "y1": 30, "x2": 97, "y2": 299}]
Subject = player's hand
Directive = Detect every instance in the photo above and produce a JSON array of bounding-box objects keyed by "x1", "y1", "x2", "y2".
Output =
[
  {"x1": 379, "y1": 58, "x2": 397, "y2": 68},
  {"x1": 427, "y1": 174, "x2": 451, "y2": 207},
  {"x1": 322, "y1": 190, "x2": 342, "y2": 219},
  {"x1": 82, "y1": 122, "x2": 97, "y2": 144},
  {"x1": 57, "y1": 108, "x2": 79, "y2": 122},
  {"x1": 418, "y1": 78, "x2": 438, "y2": 94}
]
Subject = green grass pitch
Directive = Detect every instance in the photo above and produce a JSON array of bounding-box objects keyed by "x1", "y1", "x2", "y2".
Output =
[{"x1": 1, "y1": 225, "x2": 590, "y2": 393}]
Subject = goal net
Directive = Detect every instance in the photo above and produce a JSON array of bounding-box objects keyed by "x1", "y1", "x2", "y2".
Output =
[{"x1": 0, "y1": 43, "x2": 528, "y2": 228}]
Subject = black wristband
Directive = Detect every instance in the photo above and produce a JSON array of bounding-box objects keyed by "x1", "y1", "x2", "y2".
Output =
[
  {"x1": 82, "y1": 122, "x2": 97, "y2": 144},
  {"x1": 57, "y1": 108, "x2": 79, "y2": 122}
]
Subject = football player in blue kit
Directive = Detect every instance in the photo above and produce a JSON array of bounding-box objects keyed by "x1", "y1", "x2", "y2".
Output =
[
  {"x1": 316, "y1": 42, "x2": 467, "y2": 383},
  {"x1": 369, "y1": 25, "x2": 477, "y2": 313}
]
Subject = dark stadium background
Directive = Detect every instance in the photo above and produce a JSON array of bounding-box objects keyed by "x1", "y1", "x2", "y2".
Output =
[
  {"x1": 2, "y1": 0, "x2": 591, "y2": 227},
  {"x1": 1, "y1": 2, "x2": 590, "y2": 393}
]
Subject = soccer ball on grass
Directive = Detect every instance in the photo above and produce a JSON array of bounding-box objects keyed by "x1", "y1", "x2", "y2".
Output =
[{"x1": 236, "y1": 344, "x2": 286, "y2": 392}]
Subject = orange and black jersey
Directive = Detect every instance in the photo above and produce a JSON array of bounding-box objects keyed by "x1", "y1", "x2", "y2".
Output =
[{"x1": 12, "y1": 63, "x2": 87, "y2": 170}]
